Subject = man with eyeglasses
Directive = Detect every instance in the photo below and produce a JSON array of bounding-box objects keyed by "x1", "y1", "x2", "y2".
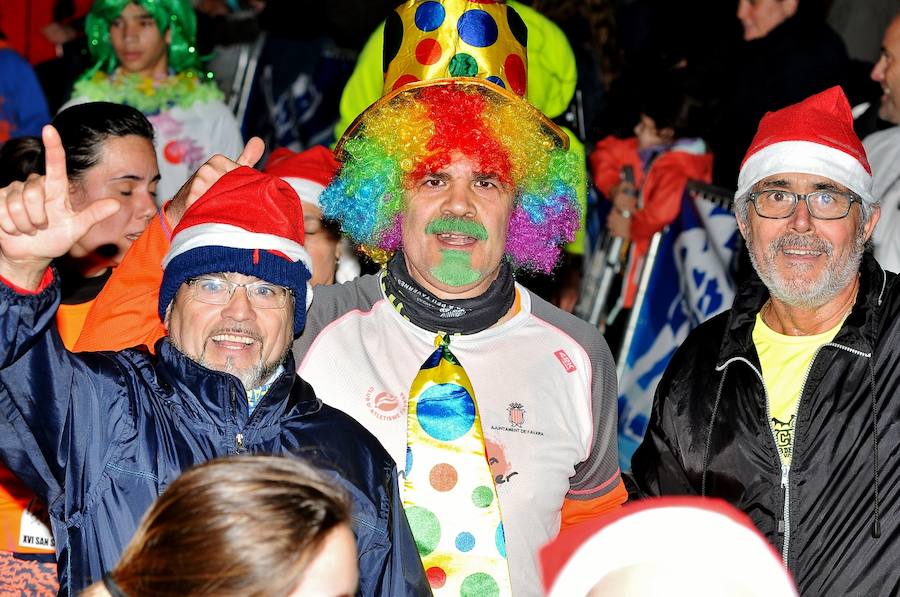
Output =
[
  {"x1": 630, "y1": 86, "x2": 900, "y2": 596},
  {"x1": 0, "y1": 126, "x2": 429, "y2": 595}
]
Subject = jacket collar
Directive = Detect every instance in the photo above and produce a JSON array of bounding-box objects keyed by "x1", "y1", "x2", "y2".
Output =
[
  {"x1": 154, "y1": 340, "x2": 321, "y2": 426},
  {"x1": 716, "y1": 251, "x2": 886, "y2": 367}
]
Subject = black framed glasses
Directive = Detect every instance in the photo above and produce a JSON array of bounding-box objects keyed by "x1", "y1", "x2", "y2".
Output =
[
  {"x1": 748, "y1": 189, "x2": 861, "y2": 220},
  {"x1": 187, "y1": 277, "x2": 291, "y2": 309}
]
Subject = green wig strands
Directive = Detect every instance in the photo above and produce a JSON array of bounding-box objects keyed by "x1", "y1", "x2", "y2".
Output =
[{"x1": 83, "y1": 0, "x2": 200, "y2": 78}]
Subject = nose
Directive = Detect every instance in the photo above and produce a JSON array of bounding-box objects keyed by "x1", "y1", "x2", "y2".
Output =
[
  {"x1": 220, "y1": 287, "x2": 256, "y2": 322},
  {"x1": 788, "y1": 196, "x2": 813, "y2": 233},
  {"x1": 123, "y1": 20, "x2": 140, "y2": 41},
  {"x1": 135, "y1": 191, "x2": 157, "y2": 221},
  {"x1": 442, "y1": 180, "x2": 476, "y2": 217},
  {"x1": 872, "y1": 55, "x2": 887, "y2": 82},
  {"x1": 736, "y1": 0, "x2": 750, "y2": 20}
]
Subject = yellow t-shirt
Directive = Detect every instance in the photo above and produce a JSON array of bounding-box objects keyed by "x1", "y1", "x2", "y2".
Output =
[{"x1": 752, "y1": 313, "x2": 843, "y2": 465}]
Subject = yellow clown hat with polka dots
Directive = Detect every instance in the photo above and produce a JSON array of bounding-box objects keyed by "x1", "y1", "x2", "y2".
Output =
[{"x1": 336, "y1": 0, "x2": 567, "y2": 153}]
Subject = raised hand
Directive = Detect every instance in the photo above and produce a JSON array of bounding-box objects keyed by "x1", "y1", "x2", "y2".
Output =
[
  {"x1": 0, "y1": 126, "x2": 121, "y2": 290},
  {"x1": 165, "y1": 136, "x2": 266, "y2": 227}
]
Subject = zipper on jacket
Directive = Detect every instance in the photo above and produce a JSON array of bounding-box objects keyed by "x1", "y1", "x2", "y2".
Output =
[
  {"x1": 229, "y1": 386, "x2": 247, "y2": 454},
  {"x1": 769, "y1": 341, "x2": 853, "y2": 567},
  {"x1": 779, "y1": 463, "x2": 790, "y2": 562},
  {"x1": 723, "y1": 356, "x2": 791, "y2": 566}
]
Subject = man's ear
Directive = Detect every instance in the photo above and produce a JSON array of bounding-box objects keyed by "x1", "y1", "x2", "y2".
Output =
[
  {"x1": 863, "y1": 204, "x2": 881, "y2": 243},
  {"x1": 163, "y1": 301, "x2": 172, "y2": 329},
  {"x1": 165, "y1": 27, "x2": 172, "y2": 46},
  {"x1": 735, "y1": 210, "x2": 750, "y2": 241}
]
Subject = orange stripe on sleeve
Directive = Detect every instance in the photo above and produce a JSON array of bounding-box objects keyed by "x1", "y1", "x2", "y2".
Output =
[{"x1": 560, "y1": 479, "x2": 627, "y2": 530}]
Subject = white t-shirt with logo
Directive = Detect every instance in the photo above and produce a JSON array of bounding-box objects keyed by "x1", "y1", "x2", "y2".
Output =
[{"x1": 296, "y1": 274, "x2": 621, "y2": 596}]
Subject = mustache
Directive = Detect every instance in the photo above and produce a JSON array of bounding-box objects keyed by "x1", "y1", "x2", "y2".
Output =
[
  {"x1": 770, "y1": 233, "x2": 833, "y2": 255},
  {"x1": 207, "y1": 326, "x2": 263, "y2": 342},
  {"x1": 425, "y1": 217, "x2": 488, "y2": 240}
]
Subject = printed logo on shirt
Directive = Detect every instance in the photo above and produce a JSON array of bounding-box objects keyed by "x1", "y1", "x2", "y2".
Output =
[
  {"x1": 772, "y1": 415, "x2": 794, "y2": 461},
  {"x1": 554, "y1": 350, "x2": 577, "y2": 373},
  {"x1": 490, "y1": 403, "x2": 545, "y2": 437},
  {"x1": 486, "y1": 436, "x2": 519, "y2": 486},
  {"x1": 507, "y1": 402, "x2": 526, "y2": 427},
  {"x1": 365, "y1": 386, "x2": 406, "y2": 421}
]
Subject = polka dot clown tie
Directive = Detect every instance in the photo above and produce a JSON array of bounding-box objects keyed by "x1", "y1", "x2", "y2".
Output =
[{"x1": 403, "y1": 333, "x2": 512, "y2": 596}]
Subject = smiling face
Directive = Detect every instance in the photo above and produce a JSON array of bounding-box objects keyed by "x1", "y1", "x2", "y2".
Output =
[
  {"x1": 872, "y1": 16, "x2": 900, "y2": 124},
  {"x1": 400, "y1": 153, "x2": 515, "y2": 299},
  {"x1": 738, "y1": 172, "x2": 879, "y2": 308},
  {"x1": 67, "y1": 134, "x2": 159, "y2": 273},
  {"x1": 736, "y1": 0, "x2": 797, "y2": 41},
  {"x1": 109, "y1": 2, "x2": 171, "y2": 78},
  {"x1": 165, "y1": 272, "x2": 294, "y2": 391}
]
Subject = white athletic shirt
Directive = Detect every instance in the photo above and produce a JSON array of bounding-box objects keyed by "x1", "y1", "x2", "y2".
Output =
[{"x1": 295, "y1": 274, "x2": 622, "y2": 596}]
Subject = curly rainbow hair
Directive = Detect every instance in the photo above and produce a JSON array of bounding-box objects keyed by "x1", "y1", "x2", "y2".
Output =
[
  {"x1": 321, "y1": 83, "x2": 581, "y2": 273},
  {"x1": 82, "y1": 0, "x2": 200, "y2": 79}
]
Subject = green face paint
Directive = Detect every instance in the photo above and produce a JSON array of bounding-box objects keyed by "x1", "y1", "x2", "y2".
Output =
[
  {"x1": 431, "y1": 249, "x2": 481, "y2": 286},
  {"x1": 425, "y1": 217, "x2": 488, "y2": 240}
]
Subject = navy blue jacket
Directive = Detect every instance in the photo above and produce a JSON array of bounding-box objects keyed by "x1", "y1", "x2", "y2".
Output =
[{"x1": 0, "y1": 276, "x2": 430, "y2": 596}]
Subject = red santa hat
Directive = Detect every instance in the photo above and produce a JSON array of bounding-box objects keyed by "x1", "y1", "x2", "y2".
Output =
[
  {"x1": 540, "y1": 497, "x2": 797, "y2": 596},
  {"x1": 736, "y1": 86, "x2": 874, "y2": 206},
  {"x1": 159, "y1": 167, "x2": 313, "y2": 335},
  {"x1": 263, "y1": 146, "x2": 339, "y2": 208},
  {"x1": 264, "y1": 145, "x2": 361, "y2": 283}
]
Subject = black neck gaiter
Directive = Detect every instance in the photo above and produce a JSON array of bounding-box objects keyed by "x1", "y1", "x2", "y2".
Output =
[{"x1": 382, "y1": 252, "x2": 515, "y2": 335}]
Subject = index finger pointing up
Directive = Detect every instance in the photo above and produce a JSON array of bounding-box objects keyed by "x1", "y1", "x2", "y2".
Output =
[{"x1": 41, "y1": 125, "x2": 69, "y2": 203}]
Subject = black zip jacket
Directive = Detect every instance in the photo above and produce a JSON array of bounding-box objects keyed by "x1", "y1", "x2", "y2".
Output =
[{"x1": 631, "y1": 253, "x2": 900, "y2": 596}]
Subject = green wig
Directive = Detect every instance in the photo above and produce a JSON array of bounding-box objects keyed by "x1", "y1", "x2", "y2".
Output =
[{"x1": 83, "y1": 0, "x2": 200, "y2": 78}]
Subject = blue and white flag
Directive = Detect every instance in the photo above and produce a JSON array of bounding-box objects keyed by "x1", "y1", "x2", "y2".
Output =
[{"x1": 617, "y1": 190, "x2": 739, "y2": 470}]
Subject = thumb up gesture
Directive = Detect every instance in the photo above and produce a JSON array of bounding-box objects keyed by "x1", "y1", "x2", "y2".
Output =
[{"x1": 0, "y1": 126, "x2": 121, "y2": 290}]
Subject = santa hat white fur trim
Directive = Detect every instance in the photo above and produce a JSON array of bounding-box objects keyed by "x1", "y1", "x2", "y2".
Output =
[
  {"x1": 547, "y1": 505, "x2": 797, "y2": 597},
  {"x1": 281, "y1": 177, "x2": 327, "y2": 208},
  {"x1": 163, "y1": 223, "x2": 314, "y2": 273},
  {"x1": 736, "y1": 140, "x2": 875, "y2": 205}
]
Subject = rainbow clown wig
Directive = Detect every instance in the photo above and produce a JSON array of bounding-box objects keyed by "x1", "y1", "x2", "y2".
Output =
[
  {"x1": 321, "y1": 81, "x2": 581, "y2": 274},
  {"x1": 83, "y1": 0, "x2": 200, "y2": 78}
]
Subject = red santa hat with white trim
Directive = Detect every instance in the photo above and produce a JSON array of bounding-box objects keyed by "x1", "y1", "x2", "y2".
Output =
[
  {"x1": 736, "y1": 86, "x2": 874, "y2": 206},
  {"x1": 158, "y1": 166, "x2": 313, "y2": 335},
  {"x1": 264, "y1": 146, "x2": 337, "y2": 207},
  {"x1": 264, "y1": 145, "x2": 361, "y2": 283},
  {"x1": 540, "y1": 497, "x2": 798, "y2": 597}
]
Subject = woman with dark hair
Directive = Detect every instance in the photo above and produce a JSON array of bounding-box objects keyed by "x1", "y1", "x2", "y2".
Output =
[
  {"x1": 0, "y1": 101, "x2": 157, "y2": 596},
  {"x1": 81, "y1": 456, "x2": 359, "y2": 597},
  {"x1": 45, "y1": 101, "x2": 159, "y2": 347}
]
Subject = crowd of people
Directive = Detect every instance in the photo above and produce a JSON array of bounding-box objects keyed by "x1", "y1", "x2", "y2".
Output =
[{"x1": 0, "y1": 0, "x2": 899, "y2": 596}]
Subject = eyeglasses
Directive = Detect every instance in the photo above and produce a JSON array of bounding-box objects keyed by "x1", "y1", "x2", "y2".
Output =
[
  {"x1": 748, "y1": 189, "x2": 861, "y2": 220},
  {"x1": 187, "y1": 277, "x2": 291, "y2": 309}
]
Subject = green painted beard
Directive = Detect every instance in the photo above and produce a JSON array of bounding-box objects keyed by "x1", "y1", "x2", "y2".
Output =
[
  {"x1": 430, "y1": 249, "x2": 481, "y2": 286},
  {"x1": 425, "y1": 217, "x2": 489, "y2": 286}
]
